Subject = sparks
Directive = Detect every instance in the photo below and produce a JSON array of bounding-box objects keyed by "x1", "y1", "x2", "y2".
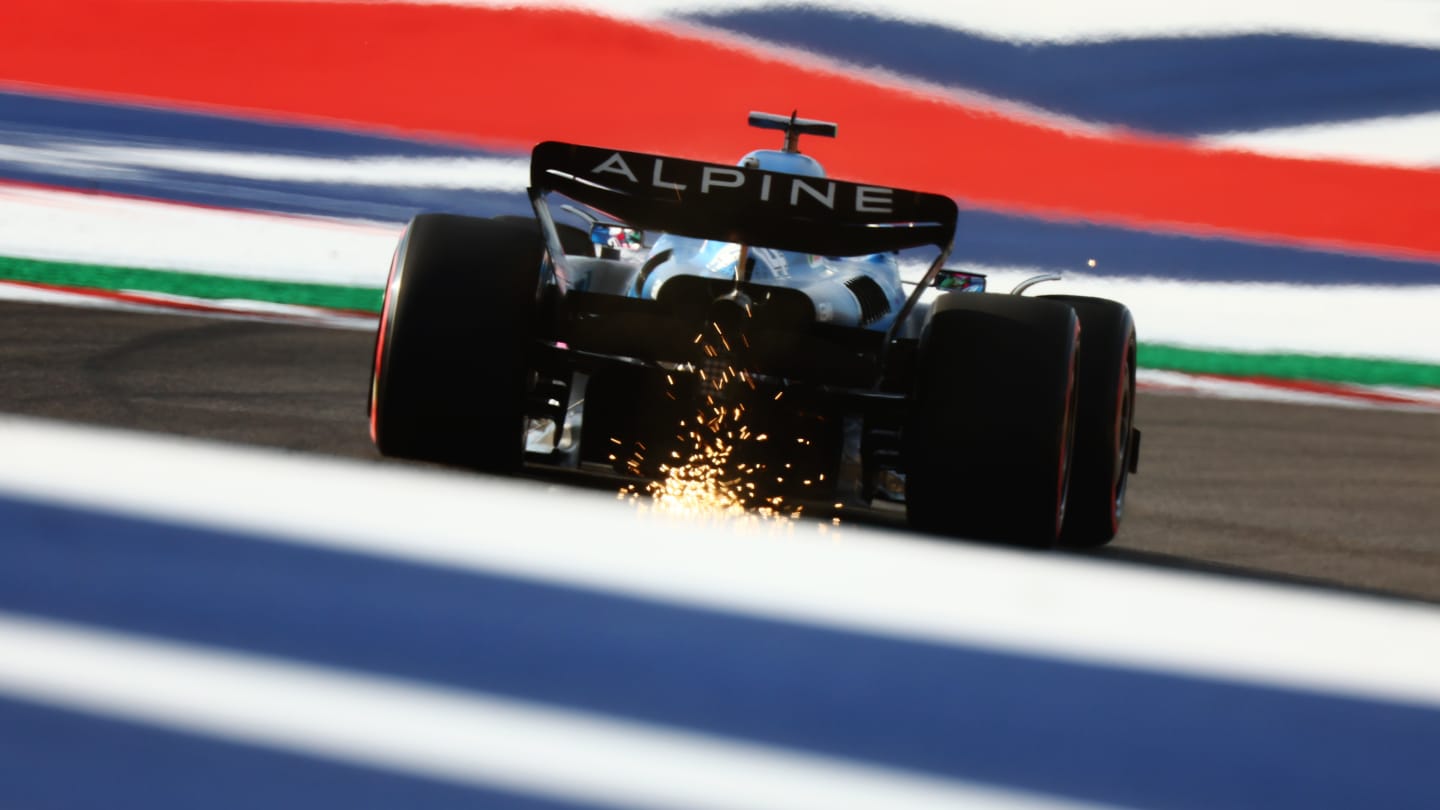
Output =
[{"x1": 624, "y1": 321, "x2": 807, "y2": 527}]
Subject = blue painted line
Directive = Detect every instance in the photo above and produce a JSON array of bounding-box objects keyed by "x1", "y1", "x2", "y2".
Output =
[
  {"x1": 3, "y1": 493, "x2": 1440, "y2": 809},
  {"x1": 680, "y1": 9, "x2": 1440, "y2": 135},
  {"x1": 0, "y1": 161, "x2": 527, "y2": 223},
  {"x1": 0, "y1": 89, "x2": 501, "y2": 158},
  {"x1": 0, "y1": 88, "x2": 534, "y2": 221},
  {"x1": 0, "y1": 694, "x2": 612, "y2": 810},
  {"x1": 1, "y1": 89, "x2": 1436, "y2": 284}
]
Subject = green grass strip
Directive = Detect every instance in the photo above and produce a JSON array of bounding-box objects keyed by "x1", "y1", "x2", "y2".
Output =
[
  {"x1": 5, "y1": 254, "x2": 1438, "y2": 388},
  {"x1": 0, "y1": 255, "x2": 382, "y2": 313},
  {"x1": 1139, "y1": 344, "x2": 1440, "y2": 389}
]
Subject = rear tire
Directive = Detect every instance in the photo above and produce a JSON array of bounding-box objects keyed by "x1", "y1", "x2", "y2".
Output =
[
  {"x1": 1042, "y1": 295, "x2": 1137, "y2": 547},
  {"x1": 370, "y1": 214, "x2": 544, "y2": 472},
  {"x1": 903, "y1": 293, "x2": 1080, "y2": 548},
  {"x1": 492, "y1": 215, "x2": 593, "y2": 257}
]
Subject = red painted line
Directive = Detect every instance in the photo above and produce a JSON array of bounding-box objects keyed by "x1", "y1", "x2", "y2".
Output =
[
  {"x1": 1197, "y1": 374, "x2": 1435, "y2": 407},
  {"x1": 1138, "y1": 373, "x2": 1440, "y2": 411},
  {"x1": 0, "y1": 279, "x2": 376, "y2": 321},
  {"x1": 5, "y1": 0, "x2": 1440, "y2": 263},
  {"x1": 2, "y1": 279, "x2": 253, "y2": 315}
]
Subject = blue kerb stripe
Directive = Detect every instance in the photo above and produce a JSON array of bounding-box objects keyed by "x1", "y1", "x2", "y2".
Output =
[
  {"x1": 0, "y1": 89, "x2": 498, "y2": 158},
  {"x1": 2, "y1": 89, "x2": 1437, "y2": 285},
  {"x1": 681, "y1": 9, "x2": 1440, "y2": 135},
  {"x1": 3, "y1": 493, "x2": 1440, "y2": 809},
  {"x1": 0, "y1": 694, "x2": 613, "y2": 810},
  {"x1": 0, "y1": 87, "x2": 527, "y2": 223}
]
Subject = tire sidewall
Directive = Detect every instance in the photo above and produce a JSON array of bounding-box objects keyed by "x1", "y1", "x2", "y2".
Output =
[{"x1": 1042, "y1": 295, "x2": 1137, "y2": 546}]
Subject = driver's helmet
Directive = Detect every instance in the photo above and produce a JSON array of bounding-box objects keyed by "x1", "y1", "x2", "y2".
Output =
[
  {"x1": 637, "y1": 149, "x2": 828, "y2": 297},
  {"x1": 738, "y1": 149, "x2": 825, "y2": 178}
]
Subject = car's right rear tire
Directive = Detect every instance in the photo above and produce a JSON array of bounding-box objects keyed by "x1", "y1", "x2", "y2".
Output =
[
  {"x1": 1042, "y1": 295, "x2": 1137, "y2": 547},
  {"x1": 903, "y1": 293, "x2": 1080, "y2": 548},
  {"x1": 369, "y1": 214, "x2": 544, "y2": 472}
]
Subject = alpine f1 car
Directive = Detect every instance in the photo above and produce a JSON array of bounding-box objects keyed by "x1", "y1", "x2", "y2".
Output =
[{"x1": 369, "y1": 112, "x2": 1140, "y2": 548}]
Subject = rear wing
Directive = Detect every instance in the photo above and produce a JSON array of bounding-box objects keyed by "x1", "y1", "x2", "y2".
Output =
[{"x1": 529, "y1": 141, "x2": 957, "y2": 256}]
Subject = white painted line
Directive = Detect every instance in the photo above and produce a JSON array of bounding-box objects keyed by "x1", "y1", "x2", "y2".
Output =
[
  {"x1": 0, "y1": 613, "x2": 1095, "y2": 810},
  {"x1": 1137, "y1": 369, "x2": 1440, "y2": 412},
  {"x1": 315, "y1": 0, "x2": 1440, "y2": 50},
  {"x1": 973, "y1": 268, "x2": 1440, "y2": 366},
  {"x1": 1205, "y1": 112, "x2": 1440, "y2": 169},
  {"x1": 1373, "y1": 384, "x2": 1440, "y2": 406},
  {"x1": 0, "y1": 182, "x2": 401, "y2": 287},
  {"x1": 3, "y1": 415, "x2": 1440, "y2": 710},
  {"x1": 0, "y1": 141, "x2": 532, "y2": 189}
]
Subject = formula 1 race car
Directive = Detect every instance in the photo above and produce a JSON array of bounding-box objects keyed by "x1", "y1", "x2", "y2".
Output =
[{"x1": 369, "y1": 111, "x2": 1140, "y2": 548}]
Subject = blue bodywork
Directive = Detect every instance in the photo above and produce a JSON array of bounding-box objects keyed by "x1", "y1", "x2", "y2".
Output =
[
  {"x1": 626, "y1": 147, "x2": 908, "y2": 332},
  {"x1": 637, "y1": 236, "x2": 907, "y2": 331}
]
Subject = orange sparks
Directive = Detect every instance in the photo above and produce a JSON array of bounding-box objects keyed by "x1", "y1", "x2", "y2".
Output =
[{"x1": 621, "y1": 328, "x2": 808, "y2": 526}]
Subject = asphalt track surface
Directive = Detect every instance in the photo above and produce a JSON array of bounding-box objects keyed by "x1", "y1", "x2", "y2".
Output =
[{"x1": 4, "y1": 300, "x2": 1438, "y2": 603}]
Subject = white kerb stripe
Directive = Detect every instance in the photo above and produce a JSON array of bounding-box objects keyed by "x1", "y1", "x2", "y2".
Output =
[
  {"x1": 326, "y1": 0, "x2": 1440, "y2": 50},
  {"x1": 0, "y1": 183, "x2": 401, "y2": 288},
  {"x1": 4, "y1": 415, "x2": 1440, "y2": 709},
  {"x1": 1204, "y1": 111, "x2": 1440, "y2": 169},
  {"x1": 0, "y1": 142, "x2": 532, "y2": 190},
  {"x1": 0, "y1": 613, "x2": 1100, "y2": 810}
]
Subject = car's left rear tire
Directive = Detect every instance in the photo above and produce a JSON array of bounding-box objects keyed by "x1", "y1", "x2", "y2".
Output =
[
  {"x1": 492, "y1": 214, "x2": 594, "y2": 257},
  {"x1": 370, "y1": 214, "x2": 544, "y2": 472}
]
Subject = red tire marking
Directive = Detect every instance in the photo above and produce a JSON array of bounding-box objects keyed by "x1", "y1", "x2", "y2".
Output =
[
  {"x1": 369, "y1": 246, "x2": 402, "y2": 444},
  {"x1": 1108, "y1": 339, "x2": 1133, "y2": 535},
  {"x1": 1057, "y1": 317, "x2": 1081, "y2": 539}
]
